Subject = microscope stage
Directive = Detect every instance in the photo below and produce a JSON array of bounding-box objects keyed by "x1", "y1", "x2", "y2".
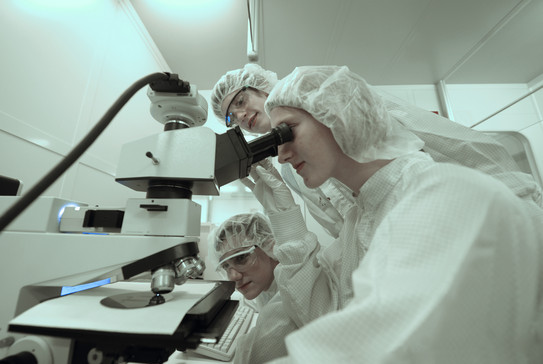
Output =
[{"x1": 10, "y1": 281, "x2": 211, "y2": 335}]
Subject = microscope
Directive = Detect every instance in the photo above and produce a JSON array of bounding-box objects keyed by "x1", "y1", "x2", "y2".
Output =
[
  {"x1": 111, "y1": 75, "x2": 291, "y2": 299},
  {"x1": 0, "y1": 74, "x2": 291, "y2": 363}
]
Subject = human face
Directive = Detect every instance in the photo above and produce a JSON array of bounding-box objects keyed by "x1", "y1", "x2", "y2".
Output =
[
  {"x1": 270, "y1": 106, "x2": 346, "y2": 189},
  {"x1": 221, "y1": 87, "x2": 271, "y2": 134},
  {"x1": 219, "y1": 246, "x2": 277, "y2": 300}
]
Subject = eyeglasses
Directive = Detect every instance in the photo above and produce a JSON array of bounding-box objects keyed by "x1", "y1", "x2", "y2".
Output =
[
  {"x1": 225, "y1": 86, "x2": 254, "y2": 127},
  {"x1": 217, "y1": 246, "x2": 257, "y2": 274}
]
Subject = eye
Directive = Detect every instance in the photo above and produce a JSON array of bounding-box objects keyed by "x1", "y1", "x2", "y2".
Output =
[
  {"x1": 235, "y1": 94, "x2": 245, "y2": 107},
  {"x1": 232, "y1": 253, "x2": 250, "y2": 265}
]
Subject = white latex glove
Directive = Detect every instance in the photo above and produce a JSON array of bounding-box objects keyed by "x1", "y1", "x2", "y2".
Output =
[{"x1": 241, "y1": 159, "x2": 297, "y2": 214}]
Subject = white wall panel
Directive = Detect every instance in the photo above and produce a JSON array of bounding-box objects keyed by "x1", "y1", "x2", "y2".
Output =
[
  {"x1": 0, "y1": 131, "x2": 63, "y2": 197},
  {"x1": 0, "y1": 2, "x2": 108, "y2": 144},
  {"x1": 68, "y1": 163, "x2": 144, "y2": 206},
  {"x1": 447, "y1": 83, "x2": 539, "y2": 128},
  {"x1": 0, "y1": 0, "x2": 169, "y2": 204},
  {"x1": 446, "y1": 82, "x2": 543, "y2": 185}
]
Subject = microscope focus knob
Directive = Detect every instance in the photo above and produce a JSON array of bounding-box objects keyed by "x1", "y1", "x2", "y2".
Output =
[
  {"x1": 3, "y1": 336, "x2": 52, "y2": 364},
  {"x1": 87, "y1": 348, "x2": 104, "y2": 364},
  {"x1": 190, "y1": 257, "x2": 206, "y2": 277},
  {"x1": 174, "y1": 256, "x2": 206, "y2": 284}
]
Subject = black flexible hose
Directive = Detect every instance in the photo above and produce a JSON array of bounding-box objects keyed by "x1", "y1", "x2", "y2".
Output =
[{"x1": 0, "y1": 72, "x2": 170, "y2": 232}]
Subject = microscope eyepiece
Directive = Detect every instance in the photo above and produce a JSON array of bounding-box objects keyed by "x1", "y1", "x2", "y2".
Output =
[
  {"x1": 248, "y1": 123, "x2": 293, "y2": 165},
  {"x1": 213, "y1": 123, "x2": 293, "y2": 187}
]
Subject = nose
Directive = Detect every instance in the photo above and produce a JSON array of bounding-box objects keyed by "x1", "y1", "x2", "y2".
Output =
[
  {"x1": 277, "y1": 144, "x2": 291, "y2": 164},
  {"x1": 227, "y1": 268, "x2": 243, "y2": 281},
  {"x1": 234, "y1": 109, "x2": 247, "y2": 125}
]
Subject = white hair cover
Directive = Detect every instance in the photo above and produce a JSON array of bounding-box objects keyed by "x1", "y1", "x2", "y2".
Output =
[
  {"x1": 207, "y1": 212, "x2": 276, "y2": 270},
  {"x1": 211, "y1": 63, "x2": 279, "y2": 121},
  {"x1": 265, "y1": 65, "x2": 424, "y2": 163}
]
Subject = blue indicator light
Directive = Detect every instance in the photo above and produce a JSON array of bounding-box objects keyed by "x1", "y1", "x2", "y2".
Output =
[
  {"x1": 57, "y1": 203, "x2": 80, "y2": 223},
  {"x1": 60, "y1": 277, "x2": 111, "y2": 296}
]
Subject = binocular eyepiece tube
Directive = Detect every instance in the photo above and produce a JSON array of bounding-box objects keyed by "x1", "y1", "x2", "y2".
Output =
[{"x1": 247, "y1": 123, "x2": 293, "y2": 164}]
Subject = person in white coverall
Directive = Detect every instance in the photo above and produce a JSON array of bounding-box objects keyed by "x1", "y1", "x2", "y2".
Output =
[
  {"x1": 210, "y1": 212, "x2": 279, "y2": 309},
  {"x1": 209, "y1": 212, "x2": 300, "y2": 364},
  {"x1": 245, "y1": 65, "x2": 543, "y2": 364}
]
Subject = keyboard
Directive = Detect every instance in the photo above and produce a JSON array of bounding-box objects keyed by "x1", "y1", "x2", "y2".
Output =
[{"x1": 192, "y1": 304, "x2": 255, "y2": 361}]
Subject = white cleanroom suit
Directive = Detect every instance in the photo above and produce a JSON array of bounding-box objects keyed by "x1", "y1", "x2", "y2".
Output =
[
  {"x1": 214, "y1": 64, "x2": 543, "y2": 363},
  {"x1": 256, "y1": 65, "x2": 543, "y2": 363}
]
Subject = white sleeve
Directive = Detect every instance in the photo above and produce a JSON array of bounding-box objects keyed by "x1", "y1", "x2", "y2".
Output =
[
  {"x1": 233, "y1": 293, "x2": 299, "y2": 364},
  {"x1": 268, "y1": 206, "x2": 342, "y2": 327}
]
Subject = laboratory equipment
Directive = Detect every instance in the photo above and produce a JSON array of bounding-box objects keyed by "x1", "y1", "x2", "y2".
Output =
[
  {"x1": 0, "y1": 176, "x2": 23, "y2": 196},
  {"x1": 190, "y1": 304, "x2": 255, "y2": 361},
  {"x1": 0, "y1": 73, "x2": 291, "y2": 363}
]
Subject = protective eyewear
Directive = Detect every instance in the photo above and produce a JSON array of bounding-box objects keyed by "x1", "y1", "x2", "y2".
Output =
[
  {"x1": 225, "y1": 86, "x2": 255, "y2": 127},
  {"x1": 217, "y1": 246, "x2": 257, "y2": 274}
]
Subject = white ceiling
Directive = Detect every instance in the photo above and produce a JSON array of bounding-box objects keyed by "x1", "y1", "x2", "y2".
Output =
[{"x1": 130, "y1": 0, "x2": 543, "y2": 90}]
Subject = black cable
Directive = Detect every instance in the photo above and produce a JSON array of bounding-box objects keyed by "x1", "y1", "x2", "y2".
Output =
[
  {"x1": 0, "y1": 72, "x2": 170, "y2": 233},
  {"x1": 247, "y1": 0, "x2": 254, "y2": 52}
]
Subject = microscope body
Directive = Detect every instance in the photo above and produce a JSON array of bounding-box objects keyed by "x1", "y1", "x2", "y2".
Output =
[{"x1": 0, "y1": 125, "x2": 218, "y2": 364}]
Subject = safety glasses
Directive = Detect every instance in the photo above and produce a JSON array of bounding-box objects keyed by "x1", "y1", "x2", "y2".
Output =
[
  {"x1": 217, "y1": 246, "x2": 257, "y2": 274},
  {"x1": 225, "y1": 86, "x2": 255, "y2": 127}
]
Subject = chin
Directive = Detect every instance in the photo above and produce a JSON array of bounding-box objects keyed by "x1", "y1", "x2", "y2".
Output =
[
  {"x1": 243, "y1": 291, "x2": 259, "y2": 300},
  {"x1": 303, "y1": 177, "x2": 324, "y2": 189},
  {"x1": 254, "y1": 124, "x2": 269, "y2": 134}
]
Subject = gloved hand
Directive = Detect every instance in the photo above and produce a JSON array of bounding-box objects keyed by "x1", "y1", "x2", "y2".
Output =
[
  {"x1": 241, "y1": 159, "x2": 297, "y2": 214},
  {"x1": 243, "y1": 159, "x2": 308, "y2": 244}
]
